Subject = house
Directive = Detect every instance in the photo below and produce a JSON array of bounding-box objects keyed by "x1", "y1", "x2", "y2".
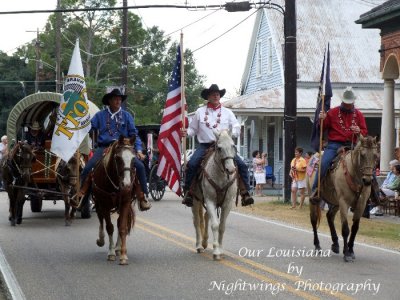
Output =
[
  {"x1": 222, "y1": 0, "x2": 400, "y2": 183},
  {"x1": 356, "y1": 0, "x2": 400, "y2": 173}
]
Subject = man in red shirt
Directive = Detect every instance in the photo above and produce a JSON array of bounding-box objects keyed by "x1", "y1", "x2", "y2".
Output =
[{"x1": 311, "y1": 87, "x2": 368, "y2": 202}]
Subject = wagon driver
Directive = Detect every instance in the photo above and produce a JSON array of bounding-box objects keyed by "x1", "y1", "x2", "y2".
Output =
[
  {"x1": 79, "y1": 88, "x2": 151, "y2": 211},
  {"x1": 310, "y1": 86, "x2": 368, "y2": 203},
  {"x1": 180, "y1": 84, "x2": 254, "y2": 207}
]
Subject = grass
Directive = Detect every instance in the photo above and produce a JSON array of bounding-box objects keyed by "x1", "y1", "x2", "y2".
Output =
[{"x1": 233, "y1": 198, "x2": 400, "y2": 252}]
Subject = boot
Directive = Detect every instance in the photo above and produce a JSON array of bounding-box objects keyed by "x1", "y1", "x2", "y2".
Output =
[
  {"x1": 238, "y1": 177, "x2": 254, "y2": 206},
  {"x1": 241, "y1": 192, "x2": 254, "y2": 207},
  {"x1": 134, "y1": 177, "x2": 151, "y2": 211},
  {"x1": 181, "y1": 190, "x2": 193, "y2": 207}
]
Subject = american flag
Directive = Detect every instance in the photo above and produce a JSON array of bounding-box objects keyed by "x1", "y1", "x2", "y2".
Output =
[{"x1": 157, "y1": 45, "x2": 187, "y2": 196}]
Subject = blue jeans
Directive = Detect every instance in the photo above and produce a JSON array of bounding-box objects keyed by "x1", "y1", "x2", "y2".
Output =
[
  {"x1": 312, "y1": 141, "x2": 346, "y2": 192},
  {"x1": 81, "y1": 147, "x2": 149, "y2": 195},
  {"x1": 185, "y1": 144, "x2": 251, "y2": 192}
]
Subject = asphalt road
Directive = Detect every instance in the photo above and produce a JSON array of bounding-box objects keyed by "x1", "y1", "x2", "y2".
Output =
[{"x1": 0, "y1": 190, "x2": 399, "y2": 300}]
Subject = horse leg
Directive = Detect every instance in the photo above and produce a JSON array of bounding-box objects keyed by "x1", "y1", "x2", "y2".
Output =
[
  {"x1": 8, "y1": 190, "x2": 17, "y2": 226},
  {"x1": 16, "y1": 190, "x2": 25, "y2": 225},
  {"x1": 205, "y1": 201, "x2": 221, "y2": 260},
  {"x1": 118, "y1": 201, "x2": 130, "y2": 265},
  {"x1": 347, "y1": 219, "x2": 360, "y2": 260},
  {"x1": 96, "y1": 210, "x2": 105, "y2": 247},
  {"x1": 309, "y1": 203, "x2": 321, "y2": 251},
  {"x1": 115, "y1": 235, "x2": 121, "y2": 257},
  {"x1": 104, "y1": 213, "x2": 116, "y2": 261},
  {"x1": 217, "y1": 202, "x2": 233, "y2": 258},
  {"x1": 192, "y1": 201, "x2": 205, "y2": 253},
  {"x1": 326, "y1": 205, "x2": 340, "y2": 254},
  {"x1": 339, "y1": 204, "x2": 353, "y2": 262},
  {"x1": 202, "y1": 210, "x2": 209, "y2": 250}
]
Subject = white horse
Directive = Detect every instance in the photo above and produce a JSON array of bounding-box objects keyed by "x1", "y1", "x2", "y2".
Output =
[{"x1": 191, "y1": 129, "x2": 238, "y2": 260}]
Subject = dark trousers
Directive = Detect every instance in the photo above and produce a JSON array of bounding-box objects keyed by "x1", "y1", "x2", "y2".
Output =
[
  {"x1": 184, "y1": 143, "x2": 251, "y2": 192},
  {"x1": 81, "y1": 147, "x2": 148, "y2": 195}
]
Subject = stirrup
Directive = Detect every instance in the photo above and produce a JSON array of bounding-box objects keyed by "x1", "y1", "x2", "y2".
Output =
[
  {"x1": 309, "y1": 190, "x2": 321, "y2": 205},
  {"x1": 182, "y1": 192, "x2": 193, "y2": 207},
  {"x1": 241, "y1": 193, "x2": 254, "y2": 207},
  {"x1": 139, "y1": 198, "x2": 152, "y2": 211}
]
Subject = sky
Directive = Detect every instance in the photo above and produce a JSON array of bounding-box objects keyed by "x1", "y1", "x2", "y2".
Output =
[{"x1": 0, "y1": 0, "x2": 257, "y2": 99}]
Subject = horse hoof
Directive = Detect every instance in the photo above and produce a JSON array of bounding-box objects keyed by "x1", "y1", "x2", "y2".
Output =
[
  {"x1": 96, "y1": 239, "x2": 105, "y2": 247},
  {"x1": 196, "y1": 248, "x2": 204, "y2": 253},
  {"x1": 115, "y1": 250, "x2": 121, "y2": 257},
  {"x1": 119, "y1": 259, "x2": 129, "y2": 265},
  {"x1": 10, "y1": 220, "x2": 16, "y2": 226},
  {"x1": 331, "y1": 244, "x2": 340, "y2": 254},
  {"x1": 108, "y1": 255, "x2": 116, "y2": 261},
  {"x1": 213, "y1": 254, "x2": 221, "y2": 261},
  {"x1": 65, "y1": 221, "x2": 71, "y2": 226},
  {"x1": 343, "y1": 255, "x2": 354, "y2": 263},
  {"x1": 202, "y1": 242, "x2": 208, "y2": 249}
]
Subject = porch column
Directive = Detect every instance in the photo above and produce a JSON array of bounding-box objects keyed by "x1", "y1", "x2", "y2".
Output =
[{"x1": 380, "y1": 79, "x2": 395, "y2": 174}]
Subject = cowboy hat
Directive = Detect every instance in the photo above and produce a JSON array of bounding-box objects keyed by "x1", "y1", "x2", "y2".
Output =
[
  {"x1": 29, "y1": 121, "x2": 42, "y2": 131},
  {"x1": 102, "y1": 88, "x2": 127, "y2": 105},
  {"x1": 201, "y1": 84, "x2": 226, "y2": 100},
  {"x1": 342, "y1": 86, "x2": 356, "y2": 104}
]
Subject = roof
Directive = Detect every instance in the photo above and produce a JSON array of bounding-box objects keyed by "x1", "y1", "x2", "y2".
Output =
[
  {"x1": 7, "y1": 92, "x2": 99, "y2": 154},
  {"x1": 356, "y1": 0, "x2": 400, "y2": 27},
  {"x1": 241, "y1": 0, "x2": 385, "y2": 90},
  {"x1": 223, "y1": 86, "x2": 400, "y2": 118}
]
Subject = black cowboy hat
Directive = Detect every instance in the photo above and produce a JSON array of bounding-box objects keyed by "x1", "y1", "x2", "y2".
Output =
[
  {"x1": 102, "y1": 88, "x2": 127, "y2": 105},
  {"x1": 200, "y1": 84, "x2": 226, "y2": 100}
]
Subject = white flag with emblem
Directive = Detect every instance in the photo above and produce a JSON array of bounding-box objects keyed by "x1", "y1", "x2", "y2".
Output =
[{"x1": 51, "y1": 39, "x2": 91, "y2": 162}]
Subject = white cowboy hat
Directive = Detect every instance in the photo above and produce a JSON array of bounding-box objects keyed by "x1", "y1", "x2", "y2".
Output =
[
  {"x1": 342, "y1": 87, "x2": 356, "y2": 104},
  {"x1": 29, "y1": 121, "x2": 42, "y2": 131}
]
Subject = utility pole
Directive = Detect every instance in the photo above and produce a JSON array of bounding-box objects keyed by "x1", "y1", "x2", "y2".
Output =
[
  {"x1": 283, "y1": 0, "x2": 297, "y2": 202},
  {"x1": 55, "y1": 0, "x2": 62, "y2": 93},
  {"x1": 121, "y1": 0, "x2": 128, "y2": 108},
  {"x1": 34, "y1": 28, "x2": 41, "y2": 93}
]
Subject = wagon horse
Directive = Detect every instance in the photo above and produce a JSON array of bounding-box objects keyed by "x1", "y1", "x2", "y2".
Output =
[{"x1": 1, "y1": 141, "x2": 36, "y2": 226}]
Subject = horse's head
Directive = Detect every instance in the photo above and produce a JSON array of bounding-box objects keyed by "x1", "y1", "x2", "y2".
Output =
[
  {"x1": 213, "y1": 129, "x2": 236, "y2": 175},
  {"x1": 111, "y1": 136, "x2": 136, "y2": 190},
  {"x1": 16, "y1": 142, "x2": 36, "y2": 182},
  {"x1": 355, "y1": 135, "x2": 378, "y2": 186},
  {"x1": 58, "y1": 156, "x2": 79, "y2": 186}
]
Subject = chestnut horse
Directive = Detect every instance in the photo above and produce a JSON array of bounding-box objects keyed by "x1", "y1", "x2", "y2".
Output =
[
  {"x1": 307, "y1": 135, "x2": 378, "y2": 262},
  {"x1": 91, "y1": 136, "x2": 137, "y2": 265},
  {"x1": 56, "y1": 155, "x2": 82, "y2": 226},
  {"x1": 191, "y1": 129, "x2": 238, "y2": 260},
  {"x1": 1, "y1": 142, "x2": 36, "y2": 226}
]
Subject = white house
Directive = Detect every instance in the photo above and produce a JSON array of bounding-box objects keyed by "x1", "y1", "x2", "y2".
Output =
[{"x1": 222, "y1": 0, "x2": 400, "y2": 183}]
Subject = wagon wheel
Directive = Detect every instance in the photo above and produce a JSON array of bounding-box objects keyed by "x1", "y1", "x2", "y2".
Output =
[{"x1": 148, "y1": 163, "x2": 166, "y2": 201}]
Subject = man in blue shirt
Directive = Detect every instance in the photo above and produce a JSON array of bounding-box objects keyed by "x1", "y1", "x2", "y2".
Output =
[{"x1": 79, "y1": 88, "x2": 151, "y2": 211}]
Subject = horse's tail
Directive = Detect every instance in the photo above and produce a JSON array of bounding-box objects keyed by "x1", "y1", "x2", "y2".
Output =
[{"x1": 310, "y1": 203, "x2": 322, "y2": 228}]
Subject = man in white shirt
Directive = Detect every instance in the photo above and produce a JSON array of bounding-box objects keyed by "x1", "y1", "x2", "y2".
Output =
[{"x1": 181, "y1": 84, "x2": 254, "y2": 207}]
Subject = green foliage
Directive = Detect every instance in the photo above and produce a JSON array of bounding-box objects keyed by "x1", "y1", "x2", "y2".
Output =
[{"x1": 0, "y1": 0, "x2": 206, "y2": 134}]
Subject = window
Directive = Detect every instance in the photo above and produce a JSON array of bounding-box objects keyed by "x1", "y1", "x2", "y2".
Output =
[
  {"x1": 268, "y1": 37, "x2": 273, "y2": 74},
  {"x1": 256, "y1": 40, "x2": 262, "y2": 77}
]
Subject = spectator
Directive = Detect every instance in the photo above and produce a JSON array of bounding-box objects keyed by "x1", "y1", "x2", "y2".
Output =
[
  {"x1": 0, "y1": 135, "x2": 8, "y2": 190},
  {"x1": 304, "y1": 151, "x2": 313, "y2": 165},
  {"x1": 371, "y1": 161, "x2": 400, "y2": 216},
  {"x1": 290, "y1": 147, "x2": 307, "y2": 209},
  {"x1": 252, "y1": 150, "x2": 266, "y2": 196}
]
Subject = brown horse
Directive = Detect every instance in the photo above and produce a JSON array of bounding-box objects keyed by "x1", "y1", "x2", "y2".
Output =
[
  {"x1": 1, "y1": 142, "x2": 36, "y2": 226},
  {"x1": 91, "y1": 136, "x2": 138, "y2": 265},
  {"x1": 56, "y1": 155, "x2": 82, "y2": 226},
  {"x1": 308, "y1": 135, "x2": 378, "y2": 262}
]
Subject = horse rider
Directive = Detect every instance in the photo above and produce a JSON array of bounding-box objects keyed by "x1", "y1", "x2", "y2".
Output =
[
  {"x1": 310, "y1": 86, "x2": 368, "y2": 203},
  {"x1": 26, "y1": 121, "x2": 45, "y2": 149},
  {"x1": 180, "y1": 84, "x2": 254, "y2": 207},
  {"x1": 79, "y1": 88, "x2": 151, "y2": 211}
]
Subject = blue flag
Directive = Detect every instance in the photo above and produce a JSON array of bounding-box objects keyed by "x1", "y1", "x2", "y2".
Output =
[{"x1": 310, "y1": 43, "x2": 332, "y2": 152}]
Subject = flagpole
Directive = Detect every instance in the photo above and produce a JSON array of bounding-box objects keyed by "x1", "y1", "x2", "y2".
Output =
[
  {"x1": 180, "y1": 32, "x2": 187, "y2": 168},
  {"x1": 317, "y1": 95, "x2": 325, "y2": 198}
]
